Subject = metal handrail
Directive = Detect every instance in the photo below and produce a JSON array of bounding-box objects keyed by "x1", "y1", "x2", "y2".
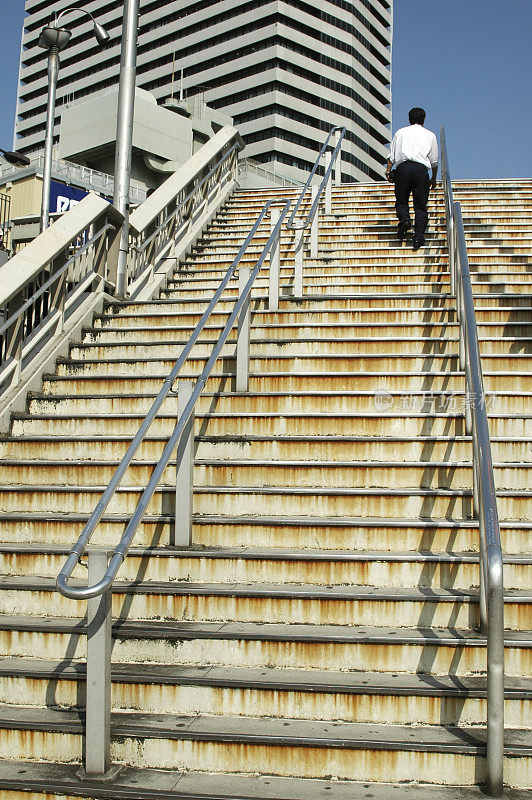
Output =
[
  {"x1": 286, "y1": 126, "x2": 345, "y2": 229},
  {"x1": 56, "y1": 124, "x2": 345, "y2": 601},
  {"x1": 440, "y1": 128, "x2": 505, "y2": 797},
  {"x1": 56, "y1": 197, "x2": 292, "y2": 599}
]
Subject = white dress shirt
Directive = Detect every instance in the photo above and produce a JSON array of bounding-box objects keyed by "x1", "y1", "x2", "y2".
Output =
[{"x1": 389, "y1": 124, "x2": 439, "y2": 171}]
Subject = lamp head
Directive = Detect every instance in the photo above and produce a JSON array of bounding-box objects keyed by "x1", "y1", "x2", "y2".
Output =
[
  {"x1": 37, "y1": 25, "x2": 72, "y2": 51},
  {"x1": 0, "y1": 149, "x2": 31, "y2": 167},
  {"x1": 93, "y1": 21, "x2": 110, "y2": 45}
]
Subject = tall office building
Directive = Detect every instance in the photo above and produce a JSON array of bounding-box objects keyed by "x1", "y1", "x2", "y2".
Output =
[{"x1": 15, "y1": 0, "x2": 392, "y2": 182}]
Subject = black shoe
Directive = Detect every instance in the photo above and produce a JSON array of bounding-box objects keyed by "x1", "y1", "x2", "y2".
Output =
[
  {"x1": 412, "y1": 237, "x2": 425, "y2": 251},
  {"x1": 397, "y1": 221, "x2": 411, "y2": 240}
]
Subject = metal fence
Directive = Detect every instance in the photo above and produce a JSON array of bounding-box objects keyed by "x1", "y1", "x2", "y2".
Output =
[{"x1": 0, "y1": 191, "x2": 11, "y2": 254}]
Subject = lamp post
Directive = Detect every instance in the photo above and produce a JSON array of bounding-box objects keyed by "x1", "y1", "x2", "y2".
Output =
[
  {"x1": 37, "y1": 9, "x2": 109, "y2": 233},
  {"x1": 113, "y1": 0, "x2": 140, "y2": 298}
]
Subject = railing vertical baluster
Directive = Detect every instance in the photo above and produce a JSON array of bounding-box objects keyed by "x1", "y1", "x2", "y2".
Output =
[
  {"x1": 236, "y1": 267, "x2": 251, "y2": 392},
  {"x1": 269, "y1": 209, "x2": 280, "y2": 311},
  {"x1": 294, "y1": 229, "x2": 304, "y2": 297},
  {"x1": 174, "y1": 379, "x2": 194, "y2": 546},
  {"x1": 333, "y1": 128, "x2": 342, "y2": 186},
  {"x1": 310, "y1": 185, "x2": 319, "y2": 260},
  {"x1": 324, "y1": 150, "x2": 332, "y2": 215},
  {"x1": 6, "y1": 293, "x2": 24, "y2": 384},
  {"x1": 487, "y1": 551, "x2": 505, "y2": 797},
  {"x1": 478, "y1": 518, "x2": 488, "y2": 634},
  {"x1": 85, "y1": 549, "x2": 113, "y2": 777}
]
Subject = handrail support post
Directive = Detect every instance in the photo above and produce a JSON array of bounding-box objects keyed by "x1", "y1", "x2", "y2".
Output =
[
  {"x1": 294, "y1": 229, "x2": 304, "y2": 297},
  {"x1": 324, "y1": 151, "x2": 332, "y2": 215},
  {"x1": 268, "y1": 209, "x2": 280, "y2": 311},
  {"x1": 84, "y1": 549, "x2": 114, "y2": 778},
  {"x1": 333, "y1": 128, "x2": 342, "y2": 186},
  {"x1": 174, "y1": 380, "x2": 194, "y2": 546},
  {"x1": 310, "y1": 185, "x2": 319, "y2": 260},
  {"x1": 236, "y1": 267, "x2": 251, "y2": 392}
]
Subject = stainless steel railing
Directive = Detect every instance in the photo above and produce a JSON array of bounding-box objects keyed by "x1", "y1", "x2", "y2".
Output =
[
  {"x1": 55, "y1": 126, "x2": 344, "y2": 776},
  {"x1": 441, "y1": 127, "x2": 505, "y2": 797},
  {"x1": 286, "y1": 126, "x2": 345, "y2": 229},
  {"x1": 56, "y1": 196, "x2": 291, "y2": 600},
  {"x1": 57, "y1": 124, "x2": 345, "y2": 599}
]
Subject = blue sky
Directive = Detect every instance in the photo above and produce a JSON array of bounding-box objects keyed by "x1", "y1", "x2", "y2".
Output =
[{"x1": 1, "y1": 0, "x2": 531, "y2": 179}]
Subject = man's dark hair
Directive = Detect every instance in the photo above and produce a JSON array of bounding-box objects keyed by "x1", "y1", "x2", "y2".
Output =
[{"x1": 409, "y1": 107, "x2": 426, "y2": 125}]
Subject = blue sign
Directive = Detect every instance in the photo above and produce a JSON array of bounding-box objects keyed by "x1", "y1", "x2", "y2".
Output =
[{"x1": 49, "y1": 181, "x2": 89, "y2": 214}]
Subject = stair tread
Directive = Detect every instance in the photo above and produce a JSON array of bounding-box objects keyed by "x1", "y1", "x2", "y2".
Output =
[
  {"x1": 1, "y1": 615, "x2": 530, "y2": 645},
  {"x1": 1, "y1": 542, "x2": 529, "y2": 564},
  {"x1": 1, "y1": 575, "x2": 530, "y2": 602},
  {"x1": 3, "y1": 511, "x2": 529, "y2": 527},
  {"x1": 2, "y1": 760, "x2": 527, "y2": 800},
  {"x1": 1, "y1": 657, "x2": 531, "y2": 696},
  {"x1": 3, "y1": 483, "x2": 529, "y2": 496},
  {"x1": 5, "y1": 435, "x2": 530, "y2": 443},
  {"x1": 1, "y1": 705, "x2": 531, "y2": 753}
]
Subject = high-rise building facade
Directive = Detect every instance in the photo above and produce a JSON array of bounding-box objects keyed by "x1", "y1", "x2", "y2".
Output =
[{"x1": 15, "y1": 0, "x2": 392, "y2": 182}]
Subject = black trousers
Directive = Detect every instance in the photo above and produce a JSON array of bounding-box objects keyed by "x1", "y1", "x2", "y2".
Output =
[{"x1": 394, "y1": 160, "x2": 430, "y2": 239}]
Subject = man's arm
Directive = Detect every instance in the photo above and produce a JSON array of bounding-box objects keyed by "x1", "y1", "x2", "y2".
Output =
[
  {"x1": 429, "y1": 133, "x2": 439, "y2": 190},
  {"x1": 385, "y1": 157, "x2": 394, "y2": 182}
]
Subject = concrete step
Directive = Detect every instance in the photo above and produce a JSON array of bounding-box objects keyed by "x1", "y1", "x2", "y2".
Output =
[
  {"x1": 1, "y1": 513, "x2": 530, "y2": 553},
  {"x1": 105, "y1": 294, "x2": 532, "y2": 315},
  {"x1": 3, "y1": 457, "x2": 530, "y2": 490},
  {"x1": 174, "y1": 263, "x2": 532, "y2": 279},
  {"x1": 1, "y1": 483, "x2": 528, "y2": 519},
  {"x1": 52, "y1": 352, "x2": 532, "y2": 377},
  {"x1": 40, "y1": 370, "x2": 532, "y2": 397},
  {"x1": 0, "y1": 705, "x2": 530, "y2": 786},
  {"x1": 182, "y1": 246, "x2": 531, "y2": 261},
  {"x1": 2, "y1": 435, "x2": 530, "y2": 466},
  {"x1": 0, "y1": 576, "x2": 530, "y2": 629},
  {"x1": 68, "y1": 337, "x2": 532, "y2": 359},
  {"x1": 28, "y1": 388, "x2": 532, "y2": 418},
  {"x1": 28, "y1": 388, "x2": 532, "y2": 416},
  {"x1": 1, "y1": 658, "x2": 530, "y2": 726},
  {"x1": 161, "y1": 281, "x2": 532, "y2": 297},
  {"x1": 0, "y1": 544, "x2": 528, "y2": 591},
  {"x1": 11, "y1": 411, "x2": 532, "y2": 439},
  {"x1": 0, "y1": 759, "x2": 529, "y2": 800},
  {"x1": 81, "y1": 321, "x2": 532, "y2": 352},
  {"x1": 96, "y1": 303, "x2": 532, "y2": 328},
  {"x1": 1, "y1": 615, "x2": 529, "y2": 676},
  {"x1": 167, "y1": 275, "x2": 532, "y2": 293}
]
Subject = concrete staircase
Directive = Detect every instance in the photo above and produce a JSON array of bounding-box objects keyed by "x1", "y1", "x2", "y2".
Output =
[{"x1": 0, "y1": 180, "x2": 531, "y2": 798}]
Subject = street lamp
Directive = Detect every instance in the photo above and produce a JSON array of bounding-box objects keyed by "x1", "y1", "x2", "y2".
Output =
[
  {"x1": 37, "y1": 8, "x2": 110, "y2": 232},
  {"x1": 113, "y1": 0, "x2": 140, "y2": 298},
  {"x1": 0, "y1": 149, "x2": 31, "y2": 168}
]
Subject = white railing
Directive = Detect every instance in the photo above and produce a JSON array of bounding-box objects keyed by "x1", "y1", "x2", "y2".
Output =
[
  {"x1": 0, "y1": 194, "x2": 122, "y2": 401},
  {"x1": 0, "y1": 155, "x2": 146, "y2": 203},
  {"x1": 238, "y1": 157, "x2": 305, "y2": 187},
  {"x1": 125, "y1": 126, "x2": 244, "y2": 299}
]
